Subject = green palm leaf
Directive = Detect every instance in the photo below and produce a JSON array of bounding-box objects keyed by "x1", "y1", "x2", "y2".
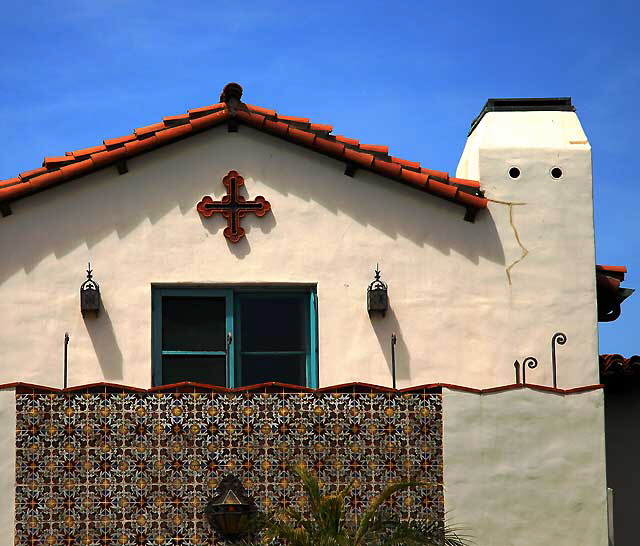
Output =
[{"x1": 252, "y1": 465, "x2": 470, "y2": 546}]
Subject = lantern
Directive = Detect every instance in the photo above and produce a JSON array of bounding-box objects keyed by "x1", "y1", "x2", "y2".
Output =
[
  {"x1": 80, "y1": 263, "x2": 100, "y2": 317},
  {"x1": 205, "y1": 475, "x2": 257, "y2": 538},
  {"x1": 367, "y1": 265, "x2": 389, "y2": 316}
]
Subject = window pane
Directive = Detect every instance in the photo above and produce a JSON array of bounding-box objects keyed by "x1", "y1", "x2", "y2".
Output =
[
  {"x1": 240, "y1": 354, "x2": 306, "y2": 387},
  {"x1": 162, "y1": 297, "x2": 226, "y2": 351},
  {"x1": 162, "y1": 355, "x2": 226, "y2": 386},
  {"x1": 240, "y1": 296, "x2": 306, "y2": 351}
]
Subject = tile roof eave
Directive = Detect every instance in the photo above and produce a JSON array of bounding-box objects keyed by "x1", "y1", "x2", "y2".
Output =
[
  {"x1": 233, "y1": 110, "x2": 487, "y2": 216},
  {"x1": 0, "y1": 100, "x2": 488, "y2": 220},
  {"x1": 600, "y1": 354, "x2": 640, "y2": 378}
]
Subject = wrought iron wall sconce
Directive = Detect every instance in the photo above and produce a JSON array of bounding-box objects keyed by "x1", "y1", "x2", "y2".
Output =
[
  {"x1": 205, "y1": 475, "x2": 258, "y2": 538},
  {"x1": 80, "y1": 263, "x2": 100, "y2": 317},
  {"x1": 367, "y1": 265, "x2": 388, "y2": 316}
]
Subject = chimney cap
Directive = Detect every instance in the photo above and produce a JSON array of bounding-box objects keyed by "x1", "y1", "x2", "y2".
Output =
[{"x1": 469, "y1": 97, "x2": 575, "y2": 136}]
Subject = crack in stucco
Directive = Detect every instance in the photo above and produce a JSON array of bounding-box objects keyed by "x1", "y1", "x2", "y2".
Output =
[{"x1": 488, "y1": 198, "x2": 528, "y2": 285}]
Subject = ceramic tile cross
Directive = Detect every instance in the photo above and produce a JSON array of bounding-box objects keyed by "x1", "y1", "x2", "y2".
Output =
[{"x1": 197, "y1": 170, "x2": 271, "y2": 243}]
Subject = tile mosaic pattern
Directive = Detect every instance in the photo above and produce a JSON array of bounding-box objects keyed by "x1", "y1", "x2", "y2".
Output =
[{"x1": 15, "y1": 391, "x2": 443, "y2": 544}]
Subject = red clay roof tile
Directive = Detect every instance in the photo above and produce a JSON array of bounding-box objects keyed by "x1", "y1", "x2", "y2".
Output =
[
  {"x1": 343, "y1": 148, "x2": 374, "y2": 168},
  {"x1": 450, "y1": 176, "x2": 481, "y2": 188},
  {"x1": 600, "y1": 354, "x2": 640, "y2": 378},
  {"x1": 392, "y1": 157, "x2": 421, "y2": 169},
  {"x1": 429, "y1": 179, "x2": 459, "y2": 199},
  {"x1": 187, "y1": 103, "x2": 224, "y2": 116},
  {"x1": 0, "y1": 186, "x2": 19, "y2": 200},
  {"x1": 276, "y1": 114, "x2": 310, "y2": 123},
  {"x1": 163, "y1": 114, "x2": 189, "y2": 123},
  {"x1": 124, "y1": 136, "x2": 159, "y2": 155},
  {"x1": 288, "y1": 127, "x2": 316, "y2": 147},
  {"x1": 246, "y1": 104, "x2": 276, "y2": 117},
  {"x1": 360, "y1": 144, "x2": 389, "y2": 154},
  {"x1": 134, "y1": 122, "x2": 165, "y2": 136},
  {"x1": 189, "y1": 110, "x2": 229, "y2": 131},
  {"x1": 90, "y1": 147, "x2": 128, "y2": 167},
  {"x1": 309, "y1": 123, "x2": 333, "y2": 132},
  {"x1": 335, "y1": 135, "x2": 359, "y2": 146},
  {"x1": 235, "y1": 109, "x2": 265, "y2": 128},
  {"x1": 263, "y1": 119, "x2": 290, "y2": 137},
  {"x1": 400, "y1": 168, "x2": 429, "y2": 187},
  {"x1": 60, "y1": 159, "x2": 94, "y2": 179},
  {"x1": 0, "y1": 177, "x2": 20, "y2": 188},
  {"x1": 373, "y1": 157, "x2": 402, "y2": 178},
  {"x1": 29, "y1": 169, "x2": 64, "y2": 190},
  {"x1": 19, "y1": 167, "x2": 48, "y2": 179},
  {"x1": 314, "y1": 137, "x2": 345, "y2": 157},
  {"x1": 596, "y1": 265, "x2": 627, "y2": 274},
  {"x1": 420, "y1": 167, "x2": 448, "y2": 180},
  {"x1": 158, "y1": 123, "x2": 194, "y2": 140},
  {"x1": 104, "y1": 134, "x2": 136, "y2": 147},
  {"x1": 456, "y1": 191, "x2": 488, "y2": 208},
  {"x1": 70, "y1": 145, "x2": 107, "y2": 157},
  {"x1": 0, "y1": 83, "x2": 486, "y2": 218},
  {"x1": 43, "y1": 156, "x2": 74, "y2": 166}
]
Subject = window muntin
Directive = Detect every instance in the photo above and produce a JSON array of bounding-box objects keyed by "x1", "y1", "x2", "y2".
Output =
[{"x1": 152, "y1": 288, "x2": 317, "y2": 388}]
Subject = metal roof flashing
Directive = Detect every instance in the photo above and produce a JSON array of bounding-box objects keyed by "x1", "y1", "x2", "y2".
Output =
[{"x1": 468, "y1": 97, "x2": 575, "y2": 136}]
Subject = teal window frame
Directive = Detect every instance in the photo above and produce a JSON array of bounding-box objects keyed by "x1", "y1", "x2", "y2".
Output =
[{"x1": 152, "y1": 287, "x2": 318, "y2": 388}]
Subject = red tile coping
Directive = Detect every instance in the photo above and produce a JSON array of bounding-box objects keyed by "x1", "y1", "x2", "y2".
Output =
[
  {"x1": 0, "y1": 83, "x2": 487, "y2": 217},
  {"x1": 4, "y1": 380, "x2": 603, "y2": 396}
]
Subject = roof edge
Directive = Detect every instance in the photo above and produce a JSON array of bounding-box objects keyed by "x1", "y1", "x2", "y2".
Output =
[{"x1": 1, "y1": 86, "x2": 488, "y2": 220}]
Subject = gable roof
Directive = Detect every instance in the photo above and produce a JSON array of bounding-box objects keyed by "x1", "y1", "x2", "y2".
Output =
[{"x1": 0, "y1": 83, "x2": 487, "y2": 221}]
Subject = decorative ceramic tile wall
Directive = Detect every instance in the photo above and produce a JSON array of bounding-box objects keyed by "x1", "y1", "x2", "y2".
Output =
[{"x1": 15, "y1": 391, "x2": 443, "y2": 544}]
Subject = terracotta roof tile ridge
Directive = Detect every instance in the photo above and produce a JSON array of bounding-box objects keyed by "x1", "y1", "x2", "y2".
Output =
[
  {"x1": 0, "y1": 82, "x2": 487, "y2": 219},
  {"x1": 234, "y1": 102, "x2": 487, "y2": 215}
]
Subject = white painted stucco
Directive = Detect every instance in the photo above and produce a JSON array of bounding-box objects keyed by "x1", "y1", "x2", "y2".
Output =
[
  {"x1": 0, "y1": 389, "x2": 16, "y2": 545},
  {"x1": 443, "y1": 387, "x2": 608, "y2": 546},
  {"x1": 0, "y1": 108, "x2": 598, "y2": 389}
]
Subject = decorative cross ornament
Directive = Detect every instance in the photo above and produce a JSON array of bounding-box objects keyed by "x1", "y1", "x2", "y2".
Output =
[{"x1": 196, "y1": 170, "x2": 271, "y2": 243}]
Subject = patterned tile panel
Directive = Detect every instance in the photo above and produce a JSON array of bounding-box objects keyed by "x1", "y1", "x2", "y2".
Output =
[{"x1": 15, "y1": 392, "x2": 443, "y2": 544}]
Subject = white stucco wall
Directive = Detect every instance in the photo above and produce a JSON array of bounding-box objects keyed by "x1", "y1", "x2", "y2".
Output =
[
  {"x1": 0, "y1": 389, "x2": 16, "y2": 545},
  {"x1": 443, "y1": 387, "x2": 608, "y2": 546},
  {"x1": 0, "y1": 112, "x2": 598, "y2": 389},
  {"x1": 457, "y1": 110, "x2": 598, "y2": 387}
]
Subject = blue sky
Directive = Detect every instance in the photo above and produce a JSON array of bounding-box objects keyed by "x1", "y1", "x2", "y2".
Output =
[{"x1": 1, "y1": 0, "x2": 638, "y2": 355}]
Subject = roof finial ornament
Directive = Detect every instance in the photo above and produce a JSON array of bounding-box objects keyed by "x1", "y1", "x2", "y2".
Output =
[{"x1": 220, "y1": 82, "x2": 244, "y2": 115}]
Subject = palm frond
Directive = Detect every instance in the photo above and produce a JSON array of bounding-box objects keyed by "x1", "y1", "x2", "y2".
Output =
[{"x1": 354, "y1": 480, "x2": 424, "y2": 544}]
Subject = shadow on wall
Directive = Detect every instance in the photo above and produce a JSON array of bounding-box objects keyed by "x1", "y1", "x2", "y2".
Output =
[
  {"x1": 84, "y1": 302, "x2": 123, "y2": 381},
  {"x1": 370, "y1": 307, "x2": 411, "y2": 386},
  {"x1": 0, "y1": 127, "x2": 505, "y2": 283},
  {"x1": 199, "y1": 210, "x2": 277, "y2": 260}
]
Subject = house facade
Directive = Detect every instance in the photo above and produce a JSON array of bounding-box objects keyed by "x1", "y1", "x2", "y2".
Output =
[{"x1": 0, "y1": 84, "x2": 611, "y2": 545}]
